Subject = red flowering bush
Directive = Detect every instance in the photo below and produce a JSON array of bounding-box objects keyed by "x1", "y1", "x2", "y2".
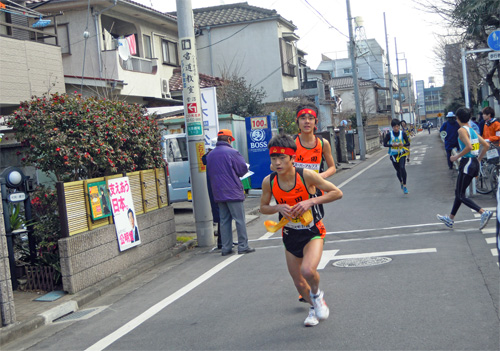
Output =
[{"x1": 7, "y1": 92, "x2": 165, "y2": 182}]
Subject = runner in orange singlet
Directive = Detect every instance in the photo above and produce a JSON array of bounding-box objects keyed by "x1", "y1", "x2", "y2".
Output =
[
  {"x1": 260, "y1": 134, "x2": 343, "y2": 327},
  {"x1": 294, "y1": 103, "x2": 336, "y2": 303},
  {"x1": 294, "y1": 103, "x2": 336, "y2": 178}
]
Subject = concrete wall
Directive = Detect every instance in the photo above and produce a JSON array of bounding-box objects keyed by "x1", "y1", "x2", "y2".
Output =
[
  {"x1": 0, "y1": 36, "x2": 65, "y2": 105},
  {"x1": 196, "y1": 20, "x2": 297, "y2": 103},
  {"x1": 59, "y1": 206, "x2": 176, "y2": 294},
  {"x1": 0, "y1": 191, "x2": 16, "y2": 326}
]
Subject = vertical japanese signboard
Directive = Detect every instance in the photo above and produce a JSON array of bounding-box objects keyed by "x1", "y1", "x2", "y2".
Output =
[
  {"x1": 201, "y1": 87, "x2": 219, "y2": 147},
  {"x1": 180, "y1": 37, "x2": 203, "y2": 137},
  {"x1": 108, "y1": 177, "x2": 141, "y2": 251}
]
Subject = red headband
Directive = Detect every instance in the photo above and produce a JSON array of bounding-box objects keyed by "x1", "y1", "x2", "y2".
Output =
[
  {"x1": 269, "y1": 147, "x2": 295, "y2": 156},
  {"x1": 297, "y1": 108, "x2": 317, "y2": 119}
]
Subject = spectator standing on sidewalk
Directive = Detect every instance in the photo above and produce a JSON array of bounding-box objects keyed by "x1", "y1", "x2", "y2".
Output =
[
  {"x1": 437, "y1": 107, "x2": 493, "y2": 230},
  {"x1": 206, "y1": 129, "x2": 255, "y2": 256},
  {"x1": 482, "y1": 106, "x2": 500, "y2": 146},
  {"x1": 440, "y1": 112, "x2": 460, "y2": 169}
]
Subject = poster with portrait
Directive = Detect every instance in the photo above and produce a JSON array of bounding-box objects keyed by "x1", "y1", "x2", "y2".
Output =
[
  {"x1": 108, "y1": 177, "x2": 141, "y2": 251},
  {"x1": 87, "y1": 181, "x2": 112, "y2": 220}
]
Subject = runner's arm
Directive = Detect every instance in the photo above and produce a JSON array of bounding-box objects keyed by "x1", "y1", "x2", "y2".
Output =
[
  {"x1": 403, "y1": 132, "x2": 410, "y2": 147},
  {"x1": 291, "y1": 169, "x2": 342, "y2": 218},
  {"x1": 477, "y1": 134, "x2": 490, "y2": 162},
  {"x1": 320, "y1": 139, "x2": 336, "y2": 178},
  {"x1": 260, "y1": 175, "x2": 294, "y2": 220},
  {"x1": 450, "y1": 128, "x2": 471, "y2": 161}
]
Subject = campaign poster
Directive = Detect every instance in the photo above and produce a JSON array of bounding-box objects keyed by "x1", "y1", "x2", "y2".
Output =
[
  {"x1": 108, "y1": 177, "x2": 141, "y2": 251},
  {"x1": 87, "y1": 181, "x2": 112, "y2": 220}
]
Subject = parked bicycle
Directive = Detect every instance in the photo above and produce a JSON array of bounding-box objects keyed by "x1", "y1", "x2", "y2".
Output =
[{"x1": 476, "y1": 144, "x2": 500, "y2": 195}]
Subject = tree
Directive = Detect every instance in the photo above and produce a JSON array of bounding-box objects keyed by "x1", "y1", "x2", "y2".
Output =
[
  {"x1": 216, "y1": 72, "x2": 267, "y2": 117},
  {"x1": 416, "y1": 0, "x2": 500, "y2": 106},
  {"x1": 7, "y1": 92, "x2": 165, "y2": 182},
  {"x1": 263, "y1": 100, "x2": 301, "y2": 134}
]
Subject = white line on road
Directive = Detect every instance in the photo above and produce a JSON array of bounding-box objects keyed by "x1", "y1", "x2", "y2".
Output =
[
  {"x1": 485, "y1": 237, "x2": 497, "y2": 244},
  {"x1": 256, "y1": 231, "x2": 275, "y2": 240},
  {"x1": 250, "y1": 219, "x2": 480, "y2": 242},
  {"x1": 317, "y1": 248, "x2": 437, "y2": 269},
  {"x1": 336, "y1": 155, "x2": 386, "y2": 189},
  {"x1": 85, "y1": 255, "x2": 242, "y2": 351}
]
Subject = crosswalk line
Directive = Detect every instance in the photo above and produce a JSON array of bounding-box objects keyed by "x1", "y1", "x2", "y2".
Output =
[{"x1": 485, "y1": 237, "x2": 496, "y2": 244}]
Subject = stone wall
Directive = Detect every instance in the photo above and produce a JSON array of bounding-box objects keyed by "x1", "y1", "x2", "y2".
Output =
[{"x1": 59, "y1": 206, "x2": 176, "y2": 294}]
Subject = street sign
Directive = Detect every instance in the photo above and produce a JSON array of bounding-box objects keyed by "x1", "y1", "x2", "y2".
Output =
[
  {"x1": 487, "y1": 30, "x2": 500, "y2": 51},
  {"x1": 488, "y1": 51, "x2": 500, "y2": 61}
]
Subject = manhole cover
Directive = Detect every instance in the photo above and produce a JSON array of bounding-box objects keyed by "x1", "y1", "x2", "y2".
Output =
[{"x1": 332, "y1": 257, "x2": 392, "y2": 268}]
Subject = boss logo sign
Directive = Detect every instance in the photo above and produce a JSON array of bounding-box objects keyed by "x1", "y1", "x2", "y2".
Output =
[{"x1": 249, "y1": 129, "x2": 267, "y2": 149}]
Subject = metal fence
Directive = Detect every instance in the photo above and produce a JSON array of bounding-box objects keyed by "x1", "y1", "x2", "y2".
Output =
[{"x1": 56, "y1": 167, "x2": 168, "y2": 237}]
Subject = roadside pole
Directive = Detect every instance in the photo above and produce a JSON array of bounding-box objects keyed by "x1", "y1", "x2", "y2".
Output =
[
  {"x1": 176, "y1": 0, "x2": 214, "y2": 247},
  {"x1": 346, "y1": 0, "x2": 366, "y2": 160},
  {"x1": 383, "y1": 12, "x2": 396, "y2": 120}
]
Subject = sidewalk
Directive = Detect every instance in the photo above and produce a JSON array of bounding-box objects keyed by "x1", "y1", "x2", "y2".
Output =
[{"x1": 0, "y1": 157, "x2": 365, "y2": 347}]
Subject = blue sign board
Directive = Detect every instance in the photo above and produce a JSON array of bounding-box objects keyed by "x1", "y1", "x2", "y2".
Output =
[
  {"x1": 487, "y1": 30, "x2": 500, "y2": 51},
  {"x1": 245, "y1": 115, "x2": 276, "y2": 188}
]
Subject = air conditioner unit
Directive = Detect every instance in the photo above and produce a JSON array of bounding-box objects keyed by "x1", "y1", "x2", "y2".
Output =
[{"x1": 161, "y1": 78, "x2": 171, "y2": 99}]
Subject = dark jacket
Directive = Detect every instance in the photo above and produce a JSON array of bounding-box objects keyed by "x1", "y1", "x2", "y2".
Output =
[
  {"x1": 206, "y1": 141, "x2": 248, "y2": 203},
  {"x1": 440, "y1": 119, "x2": 460, "y2": 151}
]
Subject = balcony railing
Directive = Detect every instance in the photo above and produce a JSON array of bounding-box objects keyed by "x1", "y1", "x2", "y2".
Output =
[
  {"x1": 119, "y1": 56, "x2": 158, "y2": 74},
  {"x1": 0, "y1": 20, "x2": 58, "y2": 45}
]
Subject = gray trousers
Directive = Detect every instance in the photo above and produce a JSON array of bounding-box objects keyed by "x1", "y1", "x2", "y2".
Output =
[{"x1": 218, "y1": 201, "x2": 249, "y2": 253}]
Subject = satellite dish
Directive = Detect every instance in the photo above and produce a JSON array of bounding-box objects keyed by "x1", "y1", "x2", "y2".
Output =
[{"x1": 117, "y1": 38, "x2": 130, "y2": 61}]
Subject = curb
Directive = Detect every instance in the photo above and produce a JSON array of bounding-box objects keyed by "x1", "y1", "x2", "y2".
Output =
[{"x1": 0, "y1": 240, "x2": 196, "y2": 347}]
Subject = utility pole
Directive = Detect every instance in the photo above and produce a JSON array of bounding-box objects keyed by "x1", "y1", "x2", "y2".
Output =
[
  {"x1": 346, "y1": 0, "x2": 366, "y2": 160},
  {"x1": 395, "y1": 38, "x2": 403, "y2": 120},
  {"x1": 383, "y1": 13, "x2": 396, "y2": 120},
  {"x1": 176, "y1": 0, "x2": 214, "y2": 247}
]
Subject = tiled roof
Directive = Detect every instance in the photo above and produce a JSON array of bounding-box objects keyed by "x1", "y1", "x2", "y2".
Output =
[
  {"x1": 168, "y1": 68, "x2": 224, "y2": 92},
  {"x1": 170, "y1": 2, "x2": 295, "y2": 29},
  {"x1": 329, "y1": 77, "x2": 383, "y2": 90}
]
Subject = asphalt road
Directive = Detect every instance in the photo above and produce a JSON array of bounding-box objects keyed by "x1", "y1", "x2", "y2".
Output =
[{"x1": 5, "y1": 130, "x2": 499, "y2": 351}]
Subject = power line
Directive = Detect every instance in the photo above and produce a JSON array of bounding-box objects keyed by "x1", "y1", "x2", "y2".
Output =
[{"x1": 301, "y1": 0, "x2": 349, "y2": 39}]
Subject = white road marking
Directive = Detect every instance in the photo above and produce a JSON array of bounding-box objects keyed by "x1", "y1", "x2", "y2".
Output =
[
  {"x1": 85, "y1": 255, "x2": 242, "y2": 351},
  {"x1": 257, "y1": 231, "x2": 275, "y2": 240},
  {"x1": 336, "y1": 155, "x2": 386, "y2": 189},
  {"x1": 485, "y1": 237, "x2": 496, "y2": 244},
  {"x1": 317, "y1": 248, "x2": 437, "y2": 270},
  {"x1": 482, "y1": 228, "x2": 496, "y2": 235},
  {"x1": 491, "y1": 249, "x2": 498, "y2": 257}
]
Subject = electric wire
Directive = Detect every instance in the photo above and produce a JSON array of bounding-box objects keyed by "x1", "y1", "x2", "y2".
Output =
[{"x1": 301, "y1": 0, "x2": 348, "y2": 39}]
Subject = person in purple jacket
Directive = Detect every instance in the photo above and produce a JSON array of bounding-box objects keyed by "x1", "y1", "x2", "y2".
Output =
[{"x1": 206, "y1": 129, "x2": 255, "y2": 256}]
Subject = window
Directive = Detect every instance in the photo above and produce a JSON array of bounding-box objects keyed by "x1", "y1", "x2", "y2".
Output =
[
  {"x1": 343, "y1": 68, "x2": 352, "y2": 74},
  {"x1": 162, "y1": 39, "x2": 179, "y2": 66},
  {"x1": 143, "y1": 34, "x2": 152, "y2": 59},
  {"x1": 279, "y1": 38, "x2": 296, "y2": 77}
]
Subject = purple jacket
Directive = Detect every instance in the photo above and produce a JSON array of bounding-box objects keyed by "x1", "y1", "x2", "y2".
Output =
[{"x1": 206, "y1": 141, "x2": 248, "y2": 202}]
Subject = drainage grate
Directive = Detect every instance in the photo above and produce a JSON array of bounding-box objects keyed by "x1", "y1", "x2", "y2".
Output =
[
  {"x1": 53, "y1": 307, "x2": 105, "y2": 323},
  {"x1": 332, "y1": 257, "x2": 392, "y2": 268}
]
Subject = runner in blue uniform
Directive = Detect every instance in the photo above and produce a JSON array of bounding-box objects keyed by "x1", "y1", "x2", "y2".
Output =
[
  {"x1": 383, "y1": 119, "x2": 410, "y2": 194},
  {"x1": 437, "y1": 107, "x2": 493, "y2": 229}
]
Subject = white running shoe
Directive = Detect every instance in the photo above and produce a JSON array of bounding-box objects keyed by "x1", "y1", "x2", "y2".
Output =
[
  {"x1": 310, "y1": 290, "x2": 329, "y2": 320},
  {"x1": 479, "y1": 210, "x2": 493, "y2": 230},
  {"x1": 304, "y1": 306, "x2": 319, "y2": 327}
]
